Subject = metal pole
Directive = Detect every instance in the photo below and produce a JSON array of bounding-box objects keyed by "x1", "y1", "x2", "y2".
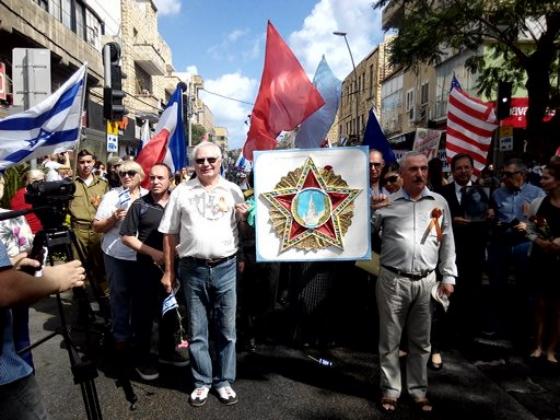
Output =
[{"x1": 334, "y1": 32, "x2": 360, "y2": 143}]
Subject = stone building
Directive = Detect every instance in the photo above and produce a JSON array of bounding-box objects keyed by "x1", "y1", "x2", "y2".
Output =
[{"x1": 337, "y1": 39, "x2": 392, "y2": 144}]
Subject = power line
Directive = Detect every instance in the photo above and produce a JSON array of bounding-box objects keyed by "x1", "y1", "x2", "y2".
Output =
[{"x1": 200, "y1": 88, "x2": 254, "y2": 106}]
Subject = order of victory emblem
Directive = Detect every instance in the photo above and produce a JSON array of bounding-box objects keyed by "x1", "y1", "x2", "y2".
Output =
[{"x1": 260, "y1": 157, "x2": 361, "y2": 252}]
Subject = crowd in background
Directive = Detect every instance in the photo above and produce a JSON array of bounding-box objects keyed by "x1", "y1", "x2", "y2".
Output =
[{"x1": 0, "y1": 146, "x2": 559, "y2": 412}]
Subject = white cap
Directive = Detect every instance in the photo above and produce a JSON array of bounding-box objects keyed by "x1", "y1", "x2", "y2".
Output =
[{"x1": 431, "y1": 283, "x2": 450, "y2": 312}]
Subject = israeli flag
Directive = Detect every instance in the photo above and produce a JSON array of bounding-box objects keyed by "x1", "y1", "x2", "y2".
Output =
[{"x1": 0, "y1": 64, "x2": 87, "y2": 170}]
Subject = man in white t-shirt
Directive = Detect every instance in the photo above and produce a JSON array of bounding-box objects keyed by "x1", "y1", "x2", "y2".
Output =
[{"x1": 159, "y1": 142, "x2": 248, "y2": 407}]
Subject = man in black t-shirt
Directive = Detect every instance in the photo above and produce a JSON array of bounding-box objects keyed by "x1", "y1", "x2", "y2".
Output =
[{"x1": 121, "y1": 163, "x2": 187, "y2": 381}]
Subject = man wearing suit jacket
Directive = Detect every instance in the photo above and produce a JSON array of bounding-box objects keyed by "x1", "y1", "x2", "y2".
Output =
[{"x1": 437, "y1": 153, "x2": 488, "y2": 341}]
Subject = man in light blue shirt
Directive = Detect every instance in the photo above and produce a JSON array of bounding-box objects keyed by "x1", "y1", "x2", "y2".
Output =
[{"x1": 486, "y1": 158, "x2": 545, "y2": 338}]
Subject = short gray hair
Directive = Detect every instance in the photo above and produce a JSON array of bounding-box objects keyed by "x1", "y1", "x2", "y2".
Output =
[
  {"x1": 399, "y1": 151, "x2": 427, "y2": 170},
  {"x1": 192, "y1": 142, "x2": 222, "y2": 160}
]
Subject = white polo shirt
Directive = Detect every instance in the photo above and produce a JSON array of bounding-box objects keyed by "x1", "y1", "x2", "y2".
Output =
[{"x1": 158, "y1": 177, "x2": 244, "y2": 259}]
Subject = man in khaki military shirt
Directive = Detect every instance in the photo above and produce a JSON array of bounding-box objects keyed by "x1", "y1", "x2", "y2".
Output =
[{"x1": 69, "y1": 149, "x2": 108, "y2": 299}]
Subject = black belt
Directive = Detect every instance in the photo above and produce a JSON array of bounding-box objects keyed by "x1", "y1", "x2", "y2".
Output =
[
  {"x1": 186, "y1": 254, "x2": 236, "y2": 267},
  {"x1": 381, "y1": 265, "x2": 434, "y2": 281}
]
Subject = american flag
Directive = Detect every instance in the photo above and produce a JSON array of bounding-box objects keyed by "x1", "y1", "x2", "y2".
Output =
[{"x1": 446, "y1": 76, "x2": 498, "y2": 175}]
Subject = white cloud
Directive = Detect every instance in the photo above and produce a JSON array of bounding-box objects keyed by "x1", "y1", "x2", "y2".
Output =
[
  {"x1": 186, "y1": 65, "x2": 198, "y2": 75},
  {"x1": 200, "y1": 73, "x2": 258, "y2": 150},
  {"x1": 288, "y1": 0, "x2": 384, "y2": 80},
  {"x1": 154, "y1": 0, "x2": 181, "y2": 16}
]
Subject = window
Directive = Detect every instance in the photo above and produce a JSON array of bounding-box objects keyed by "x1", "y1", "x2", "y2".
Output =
[
  {"x1": 369, "y1": 64, "x2": 374, "y2": 98},
  {"x1": 34, "y1": 0, "x2": 48, "y2": 11},
  {"x1": 75, "y1": 1, "x2": 85, "y2": 40},
  {"x1": 420, "y1": 82, "x2": 429, "y2": 105},
  {"x1": 49, "y1": 0, "x2": 62, "y2": 21},
  {"x1": 61, "y1": 0, "x2": 71, "y2": 28},
  {"x1": 86, "y1": 8, "x2": 103, "y2": 49},
  {"x1": 406, "y1": 89, "x2": 415, "y2": 121},
  {"x1": 135, "y1": 64, "x2": 152, "y2": 95}
]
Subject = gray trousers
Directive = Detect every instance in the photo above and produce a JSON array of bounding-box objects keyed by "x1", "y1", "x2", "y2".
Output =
[{"x1": 376, "y1": 268, "x2": 436, "y2": 400}]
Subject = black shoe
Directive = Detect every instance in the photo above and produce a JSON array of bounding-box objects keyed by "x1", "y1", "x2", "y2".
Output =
[
  {"x1": 159, "y1": 351, "x2": 189, "y2": 367},
  {"x1": 135, "y1": 363, "x2": 159, "y2": 381}
]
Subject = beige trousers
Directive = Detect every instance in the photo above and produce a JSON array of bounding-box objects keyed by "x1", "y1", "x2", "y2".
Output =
[{"x1": 376, "y1": 268, "x2": 436, "y2": 400}]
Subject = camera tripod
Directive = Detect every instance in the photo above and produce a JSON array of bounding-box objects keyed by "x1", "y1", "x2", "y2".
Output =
[{"x1": 16, "y1": 224, "x2": 137, "y2": 418}]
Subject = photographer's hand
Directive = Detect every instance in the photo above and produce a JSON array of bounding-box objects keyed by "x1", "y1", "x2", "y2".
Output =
[
  {"x1": 10, "y1": 252, "x2": 41, "y2": 271},
  {"x1": 43, "y1": 260, "x2": 86, "y2": 292}
]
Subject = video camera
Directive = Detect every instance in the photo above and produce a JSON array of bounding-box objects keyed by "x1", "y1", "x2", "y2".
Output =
[{"x1": 25, "y1": 179, "x2": 75, "y2": 230}]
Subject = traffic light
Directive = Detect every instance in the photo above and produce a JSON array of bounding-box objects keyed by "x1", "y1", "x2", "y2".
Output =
[
  {"x1": 496, "y1": 81, "x2": 512, "y2": 120},
  {"x1": 103, "y1": 42, "x2": 126, "y2": 121}
]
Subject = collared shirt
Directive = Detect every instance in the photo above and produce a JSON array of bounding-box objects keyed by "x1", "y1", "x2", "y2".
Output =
[
  {"x1": 95, "y1": 186, "x2": 148, "y2": 261},
  {"x1": 0, "y1": 242, "x2": 33, "y2": 385},
  {"x1": 492, "y1": 182, "x2": 545, "y2": 223},
  {"x1": 454, "y1": 180, "x2": 472, "y2": 204},
  {"x1": 374, "y1": 187, "x2": 458, "y2": 284},
  {"x1": 69, "y1": 176, "x2": 108, "y2": 225},
  {"x1": 158, "y1": 177, "x2": 245, "y2": 259}
]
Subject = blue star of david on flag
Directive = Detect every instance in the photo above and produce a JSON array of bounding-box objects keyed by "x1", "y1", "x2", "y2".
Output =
[{"x1": 0, "y1": 65, "x2": 87, "y2": 171}]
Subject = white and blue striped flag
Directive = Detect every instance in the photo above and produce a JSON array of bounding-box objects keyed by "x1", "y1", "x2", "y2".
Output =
[{"x1": 0, "y1": 64, "x2": 87, "y2": 170}]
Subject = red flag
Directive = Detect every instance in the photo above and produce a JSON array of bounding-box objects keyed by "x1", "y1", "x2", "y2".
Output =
[{"x1": 243, "y1": 21, "x2": 325, "y2": 160}]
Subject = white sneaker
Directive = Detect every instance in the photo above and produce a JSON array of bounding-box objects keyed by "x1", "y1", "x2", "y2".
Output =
[
  {"x1": 216, "y1": 385, "x2": 238, "y2": 405},
  {"x1": 189, "y1": 386, "x2": 209, "y2": 407}
]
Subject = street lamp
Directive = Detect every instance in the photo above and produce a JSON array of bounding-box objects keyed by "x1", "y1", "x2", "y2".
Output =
[{"x1": 333, "y1": 31, "x2": 360, "y2": 143}]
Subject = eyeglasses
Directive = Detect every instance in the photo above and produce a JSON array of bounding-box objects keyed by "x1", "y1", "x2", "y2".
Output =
[
  {"x1": 118, "y1": 170, "x2": 137, "y2": 178},
  {"x1": 384, "y1": 175, "x2": 399, "y2": 184},
  {"x1": 369, "y1": 162, "x2": 383, "y2": 168},
  {"x1": 195, "y1": 157, "x2": 219, "y2": 165},
  {"x1": 502, "y1": 170, "x2": 521, "y2": 178}
]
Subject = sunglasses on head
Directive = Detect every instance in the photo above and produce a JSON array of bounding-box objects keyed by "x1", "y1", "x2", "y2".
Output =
[
  {"x1": 118, "y1": 170, "x2": 137, "y2": 178},
  {"x1": 384, "y1": 175, "x2": 399, "y2": 183},
  {"x1": 195, "y1": 157, "x2": 219, "y2": 165}
]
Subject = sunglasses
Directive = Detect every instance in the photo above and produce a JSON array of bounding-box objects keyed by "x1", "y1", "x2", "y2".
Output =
[
  {"x1": 384, "y1": 175, "x2": 399, "y2": 184},
  {"x1": 369, "y1": 162, "x2": 383, "y2": 168},
  {"x1": 502, "y1": 170, "x2": 521, "y2": 177},
  {"x1": 195, "y1": 157, "x2": 219, "y2": 165},
  {"x1": 118, "y1": 170, "x2": 137, "y2": 178}
]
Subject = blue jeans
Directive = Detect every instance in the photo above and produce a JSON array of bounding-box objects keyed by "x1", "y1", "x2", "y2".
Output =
[
  {"x1": 179, "y1": 256, "x2": 237, "y2": 388},
  {"x1": 104, "y1": 253, "x2": 137, "y2": 343}
]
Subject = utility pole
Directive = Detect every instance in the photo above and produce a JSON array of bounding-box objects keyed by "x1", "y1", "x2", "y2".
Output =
[{"x1": 333, "y1": 31, "x2": 360, "y2": 143}]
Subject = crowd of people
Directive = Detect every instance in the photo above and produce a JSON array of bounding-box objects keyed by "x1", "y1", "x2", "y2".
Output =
[{"x1": 0, "y1": 142, "x2": 559, "y2": 417}]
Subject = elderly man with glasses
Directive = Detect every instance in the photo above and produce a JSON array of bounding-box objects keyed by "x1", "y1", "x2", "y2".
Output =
[
  {"x1": 486, "y1": 158, "x2": 545, "y2": 340},
  {"x1": 159, "y1": 142, "x2": 248, "y2": 407}
]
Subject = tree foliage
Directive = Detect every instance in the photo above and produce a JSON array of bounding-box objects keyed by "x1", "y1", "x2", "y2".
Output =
[
  {"x1": 374, "y1": 0, "x2": 560, "y2": 157},
  {"x1": 191, "y1": 123, "x2": 207, "y2": 146}
]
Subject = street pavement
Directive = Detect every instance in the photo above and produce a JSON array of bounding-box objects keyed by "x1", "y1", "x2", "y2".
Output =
[{"x1": 27, "y1": 292, "x2": 559, "y2": 420}]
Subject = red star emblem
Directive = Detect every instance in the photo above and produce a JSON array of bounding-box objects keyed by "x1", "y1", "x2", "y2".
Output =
[{"x1": 261, "y1": 158, "x2": 361, "y2": 252}]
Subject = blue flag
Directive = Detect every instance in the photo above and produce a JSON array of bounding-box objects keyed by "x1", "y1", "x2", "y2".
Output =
[
  {"x1": 363, "y1": 107, "x2": 396, "y2": 164},
  {"x1": 295, "y1": 56, "x2": 341, "y2": 149}
]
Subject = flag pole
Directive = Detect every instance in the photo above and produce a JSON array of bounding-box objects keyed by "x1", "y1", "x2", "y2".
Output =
[{"x1": 72, "y1": 64, "x2": 88, "y2": 180}]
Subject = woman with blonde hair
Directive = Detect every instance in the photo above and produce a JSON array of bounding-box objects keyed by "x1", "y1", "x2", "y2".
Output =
[{"x1": 92, "y1": 160, "x2": 149, "y2": 375}]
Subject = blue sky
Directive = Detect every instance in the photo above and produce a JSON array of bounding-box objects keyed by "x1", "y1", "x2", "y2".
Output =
[{"x1": 154, "y1": 0, "x2": 385, "y2": 149}]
